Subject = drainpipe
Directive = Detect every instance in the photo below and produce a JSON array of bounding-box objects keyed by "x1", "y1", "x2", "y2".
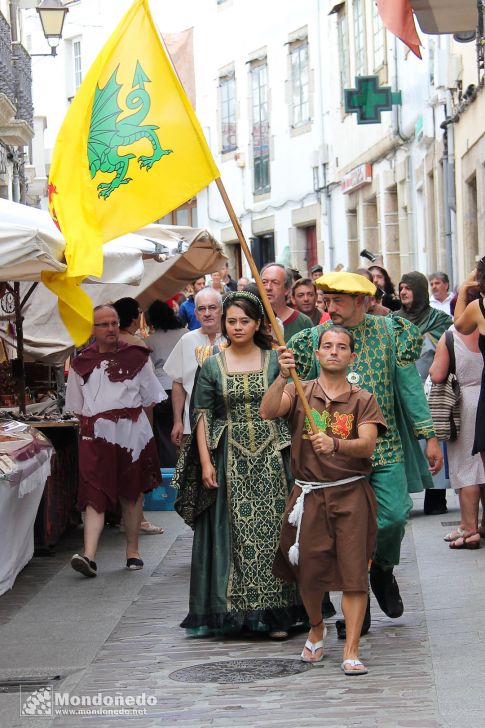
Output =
[
  {"x1": 322, "y1": 162, "x2": 335, "y2": 270},
  {"x1": 316, "y1": 0, "x2": 335, "y2": 270},
  {"x1": 440, "y1": 97, "x2": 457, "y2": 287}
]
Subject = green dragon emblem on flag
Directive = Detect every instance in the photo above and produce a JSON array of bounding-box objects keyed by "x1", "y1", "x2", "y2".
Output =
[
  {"x1": 303, "y1": 408, "x2": 331, "y2": 438},
  {"x1": 87, "y1": 61, "x2": 172, "y2": 200}
]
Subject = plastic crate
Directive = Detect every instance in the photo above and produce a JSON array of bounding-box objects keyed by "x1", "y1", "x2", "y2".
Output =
[{"x1": 143, "y1": 468, "x2": 177, "y2": 511}]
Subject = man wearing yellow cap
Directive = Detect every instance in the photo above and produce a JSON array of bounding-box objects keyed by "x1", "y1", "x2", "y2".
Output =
[{"x1": 287, "y1": 272, "x2": 443, "y2": 632}]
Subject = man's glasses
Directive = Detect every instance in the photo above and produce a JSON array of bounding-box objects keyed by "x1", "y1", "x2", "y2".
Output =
[
  {"x1": 196, "y1": 305, "x2": 219, "y2": 313},
  {"x1": 94, "y1": 321, "x2": 120, "y2": 328}
]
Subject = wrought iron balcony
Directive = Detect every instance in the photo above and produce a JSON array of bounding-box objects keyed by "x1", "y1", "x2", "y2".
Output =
[
  {"x1": 0, "y1": 11, "x2": 15, "y2": 103},
  {"x1": 0, "y1": 9, "x2": 33, "y2": 146}
]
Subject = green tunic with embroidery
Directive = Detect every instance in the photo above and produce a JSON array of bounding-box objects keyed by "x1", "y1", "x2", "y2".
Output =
[
  {"x1": 288, "y1": 315, "x2": 436, "y2": 492},
  {"x1": 173, "y1": 348, "x2": 306, "y2": 635}
]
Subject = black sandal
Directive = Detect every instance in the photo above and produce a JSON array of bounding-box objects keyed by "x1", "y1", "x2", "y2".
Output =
[{"x1": 126, "y1": 557, "x2": 144, "y2": 570}]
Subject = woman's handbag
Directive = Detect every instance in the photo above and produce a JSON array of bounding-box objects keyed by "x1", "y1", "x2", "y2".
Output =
[{"x1": 427, "y1": 331, "x2": 461, "y2": 441}]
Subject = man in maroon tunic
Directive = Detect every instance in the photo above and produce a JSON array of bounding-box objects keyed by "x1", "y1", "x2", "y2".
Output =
[{"x1": 66, "y1": 305, "x2": 165, "y2": 578}]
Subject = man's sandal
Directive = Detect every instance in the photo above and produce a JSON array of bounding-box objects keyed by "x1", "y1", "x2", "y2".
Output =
[
  {"x1": 139, "y1": 521, "x2": 164, "y2": 535},
  {"x1": 449, "y1": 531, "x2": 481, "y2": 550},
  {"x1": 268, "y1": 630, "x2": 289, "y2": 640},
  {"x1": 300, "y1": 620, "x2": 327, "y2": 663},
  {"x1": 119, "y1": 520, "x2": 164, "y2": 535},
  {"x1": 443, "y1": 527, "x2": 465, "y2": 542},
  {"x1": 341, "y1": 659, "x2": 368, "y2": 676}
]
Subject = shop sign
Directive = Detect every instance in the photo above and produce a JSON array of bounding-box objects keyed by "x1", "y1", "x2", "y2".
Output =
[
  {"x1": 344, "y1": 75, "x2": 402, "y2": 124},
  {"x1": 341, "y1": 163, "x2": 372, "y2": 194}
]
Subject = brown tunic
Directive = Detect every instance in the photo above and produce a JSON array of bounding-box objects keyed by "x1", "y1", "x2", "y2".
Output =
[{"x1": 273, "y1": 380, "x2": 386, "y2": 592}]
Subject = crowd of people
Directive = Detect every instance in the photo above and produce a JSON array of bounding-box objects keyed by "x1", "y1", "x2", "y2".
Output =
[{"x1": 65, "y1": 255, "x2": 485, "y2": 676}]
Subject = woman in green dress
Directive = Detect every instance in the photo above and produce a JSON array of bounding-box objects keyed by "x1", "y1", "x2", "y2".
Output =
[{"x1": 173, "y1": 291, "x2": 306, "y2": 638}]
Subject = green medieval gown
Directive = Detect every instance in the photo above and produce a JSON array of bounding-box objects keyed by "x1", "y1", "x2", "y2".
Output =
[{"x1": 173, "y1": 348, "x2": 307, "y2": 635}]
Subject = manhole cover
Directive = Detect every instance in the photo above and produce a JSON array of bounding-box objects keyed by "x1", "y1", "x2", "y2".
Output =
[{"x1": 169, "y1": 658, "x2": 312, "y2": 684}]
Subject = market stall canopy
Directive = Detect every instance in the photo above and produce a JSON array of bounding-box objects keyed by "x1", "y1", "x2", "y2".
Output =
[
  {"x1": 410, "y1": 0, "x2": 479, "y2": 34},
  {"x1": 0, "y1": 201, "x2": 226, "y2": 364},
  {"x1": 98, "y1": 223, "x2": 227, "y2": 308},
  {"x1": 0, "y1": 199, "x2": 143, "y2": 284}
]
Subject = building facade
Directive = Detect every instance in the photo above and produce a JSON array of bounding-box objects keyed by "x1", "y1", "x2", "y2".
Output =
[
  {"x1": 323, "y1": 0, "x2": 484, "y2": 286},
  {"x1": 0, "y1": 0, "x2": 35, "y2": 203},
  {"x1": 25, "y1": 0, "x2": 484, "y2": 283}
]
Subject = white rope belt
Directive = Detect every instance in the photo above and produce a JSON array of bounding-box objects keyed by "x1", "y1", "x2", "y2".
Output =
[{"x1": 288, "y1": 476, "x2": 363, "y2": 566}]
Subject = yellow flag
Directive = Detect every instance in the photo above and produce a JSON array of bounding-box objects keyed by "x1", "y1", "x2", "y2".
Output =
[{"x1": 44, "y1": 0, "x2": 219, "y2": 345}]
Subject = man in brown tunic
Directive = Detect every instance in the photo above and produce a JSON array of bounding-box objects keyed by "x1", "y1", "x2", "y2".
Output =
[{"x1": 260, "y1": 326, "x2": 386, "y2": 675}]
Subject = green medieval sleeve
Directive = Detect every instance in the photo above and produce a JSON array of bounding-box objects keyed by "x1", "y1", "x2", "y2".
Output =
[
  {"x1": 173, "y1": 357, "x2": 220, "y2": 528},
  {"x1": 388, "y1": 317, "x2": 435, "y2": 492},
  {"x1": 392, "y1": 317, "x2": 436, "y2": 440},
  {"x1": 265, "y1": 350, "x2": 292, "y2": 451},
  {"x1": 287, "y1": 324, "x2": 326, "y2": 380}
]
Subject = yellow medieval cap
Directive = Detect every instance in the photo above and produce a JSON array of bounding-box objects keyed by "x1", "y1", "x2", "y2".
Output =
[{"x1": 314, "y1": 272, "x2": 377, "y2": 296}]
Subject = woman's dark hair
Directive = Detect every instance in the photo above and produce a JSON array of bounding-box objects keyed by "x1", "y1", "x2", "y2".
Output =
[
  {"x1": 222, "y1": 294, "x2": 273, "y2": 350},
  {"x1": 450, "y1": 285, "x2": 481, "y2": 315},
  {"x1": 368, "y1": 265, "x2": 401, "y2": 310},
  {"x1": 477, "y1": 256, "x2": 485, "y2": 294},
  {"x1": 147, "y1": 300, "x2": 183, "y2": 331},
  {"x1": 243, "y1": 283, "x2": 278, "y2": 346},
  {"x1": 369, "y1": 265, "x2": 396, "y2": 296},
  {"x1": 113, "y1": 297, "x2": 140, "y2": 329}
]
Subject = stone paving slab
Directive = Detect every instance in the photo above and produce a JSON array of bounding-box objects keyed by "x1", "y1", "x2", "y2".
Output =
[
  {"x1": 48, "y1": 528, "x2": 446, "y2": 728},
  {"x1": 3, "y1": 493, "x2": 485, "y2": 727}
]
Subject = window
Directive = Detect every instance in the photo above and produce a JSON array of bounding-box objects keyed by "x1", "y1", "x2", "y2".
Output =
[
  {"x1": 219, "y1": 72, "x2": 237, "y2": 153},
  {"x1": 305, "y1": 225, "x2": 317, "y2": 270},
  {"x1": 251, "y1": 61, "x2": 270, "y2": 194},
  {"x1": 353, "y1": 0, "x2": 366, "y2": 76},
  {"x1": 251, "y1": 233, "x2": 274, "y2": 270},
  {"x1": 372, "y1": 3, "x2": 385, "y2": 70},
  {"x1": 337, "y1": 8, "x2": 350, "y2": 100},
  {"x1": 160, "y1": 199, "x2": 197, "y2": 227},
  {"x1": 289, "y1": 40, "x2": 310, "y2": 126},
  {"x1": 73, "y1": 39, "x2": 82, "y2": 90}
]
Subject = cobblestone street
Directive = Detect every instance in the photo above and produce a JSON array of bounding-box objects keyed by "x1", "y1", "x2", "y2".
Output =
[{"x1": 1, "y1": 493, "x2": 485, "y2": 728}]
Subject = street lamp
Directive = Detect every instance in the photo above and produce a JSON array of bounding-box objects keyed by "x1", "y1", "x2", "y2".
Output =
[{"x1": 34, "y1": 0, "x2": 69, "y2": 57}]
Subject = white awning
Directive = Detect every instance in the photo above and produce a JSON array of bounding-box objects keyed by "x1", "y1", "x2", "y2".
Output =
[
  {"x1": 410, "y1": 0, "x2": 478, "y2": 34},
  {"x1": 0, "y1": 200, "x2": 226, "y2": 363}
]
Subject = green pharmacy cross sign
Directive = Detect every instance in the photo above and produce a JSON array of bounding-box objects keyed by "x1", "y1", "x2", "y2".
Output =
[{"x1": 344, "y1": 75, "x2": 402, "y2": 124}]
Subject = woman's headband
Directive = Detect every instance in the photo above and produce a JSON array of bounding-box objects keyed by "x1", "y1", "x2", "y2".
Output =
[{"x1": 222, "y1": 291, "x2": 265, "y2": 317}]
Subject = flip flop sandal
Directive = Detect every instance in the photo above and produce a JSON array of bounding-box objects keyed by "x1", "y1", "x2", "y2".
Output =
[
  {"x1": 300, "y1": 625, "x2": 327, "y2": 663},
  {"x1": 449, "y1": 532, "x2": 481, "y2": 550},
  {"x1": 443, "y1": 527, "x2": 465, "y2": 542},
  {"x1": 139, "y1": 521, "x2": 164, "y2": 535},
  {"x1": 341, "y1": 659, "x2": 368, "y2": 675}
]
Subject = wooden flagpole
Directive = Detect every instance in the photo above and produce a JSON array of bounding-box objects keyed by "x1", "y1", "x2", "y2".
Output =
[{"x1": 215, "y1": 177, "x2": 318, "y2": 434}]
